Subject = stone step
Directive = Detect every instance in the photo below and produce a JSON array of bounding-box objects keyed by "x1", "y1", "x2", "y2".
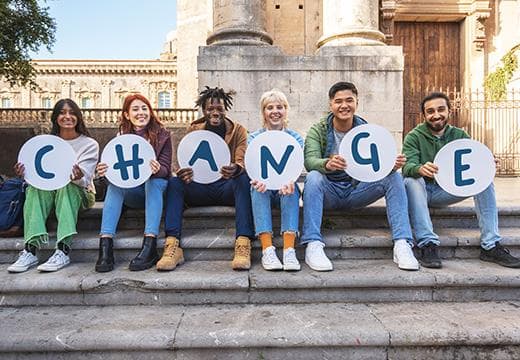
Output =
[
  {"x1": 1, "y1": 259, "x2": 520, "y2": 307},
  {"x1": 59, "y1": 202, "x2": 520, "y2": 231},
  {"x1": 1, "y1": 301, "x2": 519, "y2": 359},
  {"x1": 1, "y1": 227, "x2": 519, "y2": 264}
]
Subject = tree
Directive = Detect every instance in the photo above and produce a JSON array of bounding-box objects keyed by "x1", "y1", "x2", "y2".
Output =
[{"x1": 0, "y1": 0, "x2": 56, "y2": 87}]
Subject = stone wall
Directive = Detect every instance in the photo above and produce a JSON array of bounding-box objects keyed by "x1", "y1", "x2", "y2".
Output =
[{"x1": 198, "y1": 44, "x2": 404, "y2": 144}]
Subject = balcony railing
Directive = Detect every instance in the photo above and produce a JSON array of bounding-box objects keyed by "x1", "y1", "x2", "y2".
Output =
[{"x1": 0, "y1": 108, "x2": 199, "y2": 128}]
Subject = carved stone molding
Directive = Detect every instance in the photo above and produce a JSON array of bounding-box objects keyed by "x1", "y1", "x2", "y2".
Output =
[
  {"x1": 474, "y1": 12, "x2": 490, "y2": 51},
  {"x1": 380, "y1": 0, "x2": 397, "y2": 44}
]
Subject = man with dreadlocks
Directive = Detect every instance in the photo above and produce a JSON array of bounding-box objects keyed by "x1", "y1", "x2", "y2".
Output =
[{"x1": 158, "y1": 87, "x2": 255, "y2": 271}]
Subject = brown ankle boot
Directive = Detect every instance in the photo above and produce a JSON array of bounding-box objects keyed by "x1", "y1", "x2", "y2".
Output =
[
  {"x1": 157, "y1": 236, "x2": 184, "y2": 271},
  {"x1": 231, "y1": 236, "x2": 251, "y2": 270}
]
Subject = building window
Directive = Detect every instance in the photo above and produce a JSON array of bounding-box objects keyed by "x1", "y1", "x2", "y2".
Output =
[
  {"x1": 81, "y1": 97, "x2": 92, "y2": 108},
  {"x1": 41, "y1": 97, "x2": 52, "y2": 108},
  {"x1": 158, "y1": 91, "x2": 171, "y2": 108},
  {"x1": 1, "y1": 98, "x2": 12, "y2": 108}
]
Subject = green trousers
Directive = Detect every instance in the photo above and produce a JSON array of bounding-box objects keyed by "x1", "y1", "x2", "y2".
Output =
[{"x1": 23, "y1": 183, "x2": 95, "y2": 248}]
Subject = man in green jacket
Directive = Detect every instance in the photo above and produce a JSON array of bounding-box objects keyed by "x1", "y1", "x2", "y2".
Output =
[
  {"x1": 301, "y1": 81, "x2": 419, "y2": 271},
  {"x1": 402, "y1": 92, "x2": 520, "y2": 268}
]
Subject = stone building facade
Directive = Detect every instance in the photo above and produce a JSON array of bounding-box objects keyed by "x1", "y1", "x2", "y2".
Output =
[{"x1": 0, "y1": 59, "x2": 177, "y2": 110}]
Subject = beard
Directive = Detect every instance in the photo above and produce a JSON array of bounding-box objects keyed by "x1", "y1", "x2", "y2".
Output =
[{"x1": 426, "y1": 119, "x2": 447, "y2": 133}]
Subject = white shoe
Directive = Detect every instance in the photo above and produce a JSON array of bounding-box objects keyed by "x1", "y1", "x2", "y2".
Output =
[
  {"x1": 7, "y1": 249, "x2": 39, "y2": 273},
  {"x1": 283, "y1": 247, "x2": 301, "y2": 271},
  {"x1": 393, "y1": 239, "x2": 419, "y2": 270},
  {"x1": 37, "y1": 249, "x2": 70, "y2": 272},
  {"x1": 261, "y1": 246, "x2": 283, "y2": 270},
  {"x1": 305, "y1": 241, "x2": 333, "y2": 271}
]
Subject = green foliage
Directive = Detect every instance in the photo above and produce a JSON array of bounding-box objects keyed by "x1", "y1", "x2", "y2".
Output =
[
  {"x1": 0, "y1": 0, "x2": 56, "y2": 87},
  {"x1": 484, "y1": 45, "x2": 519, "y2": 101}
]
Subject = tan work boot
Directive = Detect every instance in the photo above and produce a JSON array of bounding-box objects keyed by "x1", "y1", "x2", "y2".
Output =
[
  {"x1": 156, "y1": 236, "x2": 185, "y2": 271},
  {"x1": 231, "y1": 236, "x2": 251, "y2": 270}
]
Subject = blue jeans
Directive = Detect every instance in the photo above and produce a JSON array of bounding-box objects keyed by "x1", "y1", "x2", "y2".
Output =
[
  {"x1": 251, "y1": 186, "x2": 300, "y2": 236},
  {"x1": 100, "y1": 178, "x2": 168, "y2": 237},
  {"x1": 164, "y1": 172, "x2": 255, "y2": 240},
  {"x1": 404, "y1": 177, "x2": 500, "y2": 250},
  {"x1": 301, "y1": 170, "x2": 413, "y2": 245}
]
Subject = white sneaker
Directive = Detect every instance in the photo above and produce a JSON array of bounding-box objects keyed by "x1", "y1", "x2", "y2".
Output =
[
  {"x1": 393, "y1": 239, "x2": 419, "y2": 270},
  {"x1": 305, "y1": 241, "x2": 333, "y2": 271},
  {"x1": 7, "y1": 249, "x2": 39, "y2": 273},
  {"x1": 37, "y1": 249, "x2": 70, "y2": 272},
  {"x1": 283, "y1": 247, "x2": 301, "y2": 271},
  {"x1": 261, "y1": 246, "x2": 283, "y2": 270}
]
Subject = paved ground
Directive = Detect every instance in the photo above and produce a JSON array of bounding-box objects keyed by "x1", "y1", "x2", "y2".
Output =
[{"x1": 489, "y1": 177, "x2": 520, "y2": 206}]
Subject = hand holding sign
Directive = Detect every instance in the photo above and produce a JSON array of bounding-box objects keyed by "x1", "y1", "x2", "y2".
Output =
[
  {"x1": 100, "y1": 134, "x2": 156, "y2": 188},
  {"x1": 177, "y1": 130, "x2": 231, "y2": 184},
  {"x1": 339, "y1": 124, "x2": 398, "y2": 182},
  {"x1": 18, "y1": 135, "x2": 76, "y2": 191},
  {"x1": 245, "y1": 130, "x2": 304, "y2": 191},
  {"x1": 434, "y1": 139, "x2": 495, "y2": 197}
]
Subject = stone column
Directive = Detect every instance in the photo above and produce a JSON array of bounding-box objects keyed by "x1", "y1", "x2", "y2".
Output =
[
  {"x1": 60, "y1": 80, "x2": 72, "y2": 99},
  {"x1": 207, "y1": 0, "x2": 272, "y2": 46},
  {"x1": 101, "y1": 80, "x2": 112, "y2": 108},
  {"x1": 317, "y1": 0, "x2": 386, "y2": 47}
]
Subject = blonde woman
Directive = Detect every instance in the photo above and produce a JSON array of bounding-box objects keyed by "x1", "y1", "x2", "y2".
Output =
[{"x1": 249, "y1": 89, "x2": 303, "y2": 271}]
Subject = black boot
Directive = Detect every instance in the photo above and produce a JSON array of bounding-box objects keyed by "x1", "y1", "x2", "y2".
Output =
[
  {"x1": 129, "y1": 236, "x2": 159, "y2": 271},
  {"x1": 95, "y1": 237, "x2": 114, "y2": 273}
]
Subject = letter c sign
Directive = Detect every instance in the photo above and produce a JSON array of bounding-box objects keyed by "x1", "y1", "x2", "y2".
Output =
[{"x1": 17, "y1": 135, "x2": 76, "y2": 191}]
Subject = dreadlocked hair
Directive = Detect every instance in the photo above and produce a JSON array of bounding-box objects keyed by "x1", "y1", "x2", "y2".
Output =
[{"x1": 195, "y1": 86, "x2": 236, "y2": 111}]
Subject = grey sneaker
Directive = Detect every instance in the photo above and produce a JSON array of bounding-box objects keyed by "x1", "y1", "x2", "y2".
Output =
[
  {"x1": 7, "y1": 249, "x2": 39, "y2": 273},
  {"x1": 283, "y1": 247, "x2": 301, "y2": 271},
  {"x1": 37, "y1": 249, "x2": 70, "y2": 272},
  {"x1": 261, "y1": 246, "x2": 283, "y2": 270}
]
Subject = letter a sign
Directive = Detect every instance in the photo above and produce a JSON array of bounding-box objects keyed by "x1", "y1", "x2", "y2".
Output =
[
  {"x1": 18, "y1": 135, "x2": 76, "y2": 191},
  {"x1": 434, "y1": 139, "x2": 495, "y2": 197},
  {"x1": 101, "y1": 134, "x2": 156, "y2": 188},
  {"x1": 245, "y1": 131, "x2": 304, "y2": 190},
  {"x1": 177, "y1": 130, "x2": 231, "y2": 184}
]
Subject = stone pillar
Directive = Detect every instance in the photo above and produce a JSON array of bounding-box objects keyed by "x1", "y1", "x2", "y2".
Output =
[
  {"x1": 317, "y1": 0, "x2": 385, "y2": 47},
  {"x1": 60, "y1": 80, "x2": 72, "y2": 99},
  {"x1": 101, "y1": 80, "x2": 112, "y2": 108},
  {"x1": 207, "y1": 0, "x2": 273, "y2": 46}
]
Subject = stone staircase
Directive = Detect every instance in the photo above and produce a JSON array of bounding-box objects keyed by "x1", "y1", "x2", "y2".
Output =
[{"x1": 1, "y1": 200, "x2": 520, "y2": 359}]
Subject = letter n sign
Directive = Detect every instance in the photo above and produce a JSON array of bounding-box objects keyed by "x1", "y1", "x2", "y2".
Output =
[
  {"x1": 101, "y1": 134, "x2": 156, "y2": 188},
  {"x1": 245, "y1": 130, "x2": 304, "y2": 190}
]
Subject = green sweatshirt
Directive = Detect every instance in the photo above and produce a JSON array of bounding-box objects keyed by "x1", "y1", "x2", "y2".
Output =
[{"x1": 402, "y1": 122, "x2": 470, "y2": 179}]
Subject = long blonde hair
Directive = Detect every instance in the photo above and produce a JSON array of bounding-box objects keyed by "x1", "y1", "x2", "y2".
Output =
[{"x1": 259, "y1": 89, "x2": 290, "y2": 129}]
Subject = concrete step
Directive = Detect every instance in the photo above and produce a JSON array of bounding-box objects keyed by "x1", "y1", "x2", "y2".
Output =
[
  {"x1": 57, "y1": 202, "x2": 520, "y2": 231},
  {"x1": 1, "y1": 301, "x2": 519, "y2": 359},
  {"x1": 1, "y1": 259, "x2": 520, "y2": 306},
  {"x1": 1, "y1": 227, "x2": 519, "y2": 264}
]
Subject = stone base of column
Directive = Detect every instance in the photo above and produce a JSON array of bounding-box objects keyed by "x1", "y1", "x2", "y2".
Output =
[
  {"x1": 207, "y1": 28, "x2": 273, "y2": 46},
  {"x1": 317, "y1": 30, "x2": 386, "y2": 47},
  {"x1": 198, "y1": 45, "x2": 404, "y2": 144}
]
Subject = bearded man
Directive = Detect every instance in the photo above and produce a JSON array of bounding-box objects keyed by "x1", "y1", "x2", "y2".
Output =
[{"x1": 402, "y1": 92, "x2": 520, "y2": 269}]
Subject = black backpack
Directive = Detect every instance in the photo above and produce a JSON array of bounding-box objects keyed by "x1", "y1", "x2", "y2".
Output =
[{"x1": 0, "y1": 176, "x2": 26, "y2": 230}]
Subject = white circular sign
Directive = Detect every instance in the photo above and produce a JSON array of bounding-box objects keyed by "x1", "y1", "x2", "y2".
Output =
[
  {"x1": 434, "y1": 139, "x2": 495, "y2": 197},
  {"x1": 177, "y1": 130, "x2": 231, "y2": 184},
  {"x1": 18, "y1": 135, "x2": 76, "y2": 191},
  {"x1": 245, "y1": 130, "x2": 304, "y2": 190},
  {"x1": 339, "y1": 124, "x2": 398, "y2": 182},
  {"x1": 101, "y1": 134, "x2": 156, "y2": 188}
]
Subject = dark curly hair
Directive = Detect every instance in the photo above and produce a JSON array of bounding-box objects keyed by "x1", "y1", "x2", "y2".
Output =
[{"x1": 195, "y1": 86, "x2": 236, "y2": 111}]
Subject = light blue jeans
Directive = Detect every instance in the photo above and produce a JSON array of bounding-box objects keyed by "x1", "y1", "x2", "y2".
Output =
[
  {"x1": 404, "y1": 177, "x2": 500, "y2": 250},
  {"x1": 301, "y1": 170, "x2": 413, "y2": 244},
  {"x1": 100, "y1": 178, "x2": 168, "y2": 237},
  {"x1": 250, "y1": 186, "x2": 300, "y2": 236}
]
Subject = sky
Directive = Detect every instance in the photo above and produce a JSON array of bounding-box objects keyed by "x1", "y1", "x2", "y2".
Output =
[{"x1": 32, "y1": 0, "x2": 177, "y2": 60}]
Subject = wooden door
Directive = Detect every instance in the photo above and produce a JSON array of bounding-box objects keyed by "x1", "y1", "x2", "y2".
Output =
[{"x1": 393, "y1": 22, "x2": 461, "y2": 136}]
